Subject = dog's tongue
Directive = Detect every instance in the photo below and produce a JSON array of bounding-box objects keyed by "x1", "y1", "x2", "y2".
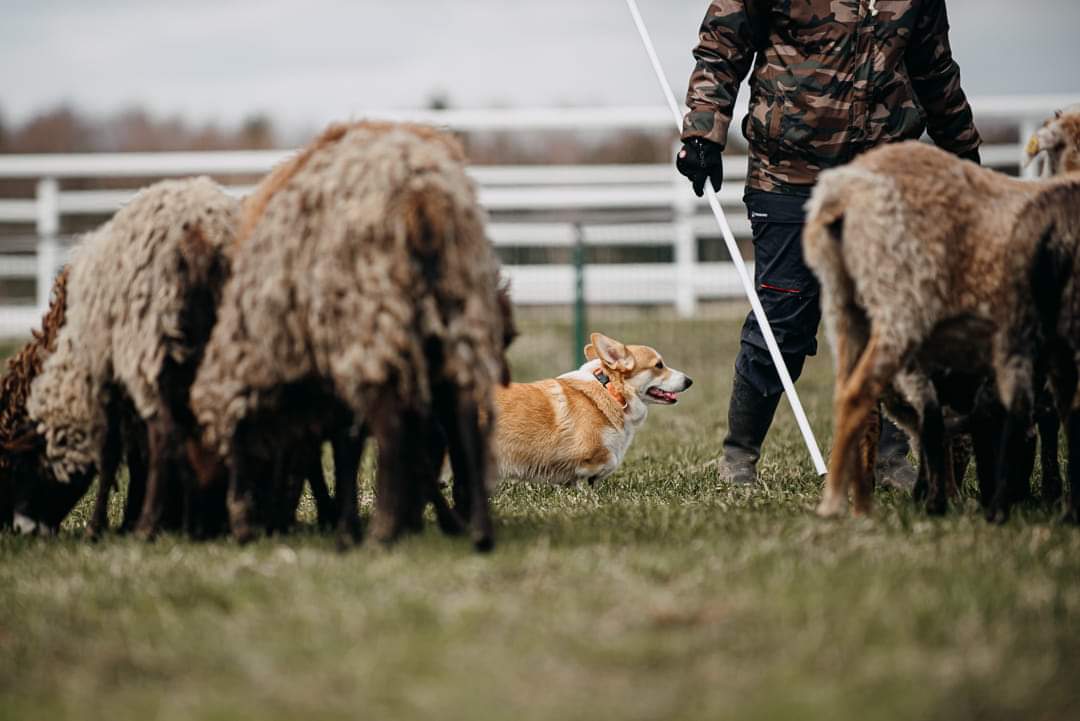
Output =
[{"x1": 648, "y1": 388, "x2": 678, "y2": 403}]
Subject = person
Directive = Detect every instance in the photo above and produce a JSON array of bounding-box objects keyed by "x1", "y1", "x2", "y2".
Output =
[{"x1": 676, "y1": 0, "x2": 981, "y2": 486}]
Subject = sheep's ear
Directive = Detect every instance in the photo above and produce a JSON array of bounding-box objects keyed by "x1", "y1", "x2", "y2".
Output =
[{"x1": 590, "y1": 333, "x2": 634, "y2": 372}]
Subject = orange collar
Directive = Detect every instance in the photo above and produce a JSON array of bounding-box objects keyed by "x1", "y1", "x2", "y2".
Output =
[{"x1": 593, "y1": 367, "x2": 628, "y2": 409}]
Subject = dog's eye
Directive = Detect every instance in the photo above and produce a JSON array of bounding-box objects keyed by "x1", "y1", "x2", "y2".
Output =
[{"x1": 655, "y1": 361, "x2": 664, "y2": 369}]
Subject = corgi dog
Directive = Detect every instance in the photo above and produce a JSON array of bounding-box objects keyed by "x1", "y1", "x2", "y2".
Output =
[{"x1": 491, "y1": 332, "x2": 692, "y2": 486}]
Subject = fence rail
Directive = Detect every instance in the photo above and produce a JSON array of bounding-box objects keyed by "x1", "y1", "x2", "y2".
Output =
[{"x1": 1, "y1": 96, "x2": 1077, "y2": 337}]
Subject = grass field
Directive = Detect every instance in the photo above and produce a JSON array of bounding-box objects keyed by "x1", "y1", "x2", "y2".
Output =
[{"x1": 1, "y1": 306, "x2": 1079, "y2": 721}]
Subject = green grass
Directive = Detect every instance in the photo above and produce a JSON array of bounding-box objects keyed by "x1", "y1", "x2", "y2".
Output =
[{"x1": 2, "y1": 305, "x2": 1079, "y2": 721}]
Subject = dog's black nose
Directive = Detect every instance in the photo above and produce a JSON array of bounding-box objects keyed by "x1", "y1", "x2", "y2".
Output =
[{"x1": 684, "y1": 376, "x2": 694, "y2": 388}]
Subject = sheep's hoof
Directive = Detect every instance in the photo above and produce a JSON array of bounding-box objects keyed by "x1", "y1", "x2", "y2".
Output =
[
  {"x1": 851, "y1": 503, "x2": 872, "y2": 519},
  {"x1": 985, "y1": 506, "x2": 1009, "y2": 525},
  {"x1": 365, "y1": 518, "x2": 399, "y2": 546},
  {"x1": 815, "y1": 494, "x2": 846, "y2": 518},
  {"x1": 472, "y1": 534, "x2": 495, "y2": 554},
  {"x1": 335, "y1": 532, "x2": 356, "y2": 553},
  {"x1": 133, "y1": 524, "x2": 157, "y2": 542},
  {"x1": 231, "y1": 525, "x2": 256, "y2": 545},
  {"x1": 335, "y1": 520, "x2": 362, "y2": 552}
]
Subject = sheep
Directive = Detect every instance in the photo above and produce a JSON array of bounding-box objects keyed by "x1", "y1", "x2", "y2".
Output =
[
  {"x1": 0, "y1": 269, "x2": 94, "y2": 532},
  {"x1": 28, "y1": 177, "x2": 237, "y2": 538},
  {"x1": 189, "y1": 121, "x2": 509, "y2": 551},
  {"x1": 1006, "y1": 179, "x2": 1080, "y2": 521},
  {"x1": 803, "y1": 140, "x2": 1068, "y2": 518},
  {"x1": 1028, "y1": 106, "x2": 1080, "y2": 178}
]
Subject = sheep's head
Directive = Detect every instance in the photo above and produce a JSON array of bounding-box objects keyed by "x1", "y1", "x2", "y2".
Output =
[{"x1": 1026, "y1": 107, "x2": 1080, "y2": 177}]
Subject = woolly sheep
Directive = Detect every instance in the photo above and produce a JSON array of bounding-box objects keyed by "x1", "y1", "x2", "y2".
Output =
[
  {"x1": 190, "y1": 121, "x2": 509, "y2": 550},
  {"x1": 28, "y1": 177, "x2": 237, "y2": 538},
  {"x1": 803, "y1": 141, "x2": 1064, "y2": 518}
]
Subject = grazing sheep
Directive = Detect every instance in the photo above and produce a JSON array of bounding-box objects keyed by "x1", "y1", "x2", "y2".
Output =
[
  {"x1": 1006, "y1": 179, "x2": 1080, "y2": 521},
  {"x1": 190, "y1": 121, "x2": 509, "y2": 550},
  {"x1": 0, "y1": 269, "x2": 94, "y2": 531},
  {"x1": 803, "y1": 141, "x2": 1068, "y2": 518},
  {"x1": 28, "y1": 177, "x2": 237, "y2": 538}
]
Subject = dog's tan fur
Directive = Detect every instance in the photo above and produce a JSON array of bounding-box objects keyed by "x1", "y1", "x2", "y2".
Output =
[{"x1": 491, "y1": 332, "x2": 692, "y2": 486}]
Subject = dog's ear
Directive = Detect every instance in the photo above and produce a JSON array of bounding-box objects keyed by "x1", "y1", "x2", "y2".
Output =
[
  {"x1": 590, "y1": 332, "x2": 634, "y2": 372},
  {"x1": 584, "y1": 343, "x2": 598, "y2": 361}
]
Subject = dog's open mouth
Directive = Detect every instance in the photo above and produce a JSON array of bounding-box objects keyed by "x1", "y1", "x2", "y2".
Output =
[{"x1": 646, "y1": 388, "x2": 679, "y2": 404}]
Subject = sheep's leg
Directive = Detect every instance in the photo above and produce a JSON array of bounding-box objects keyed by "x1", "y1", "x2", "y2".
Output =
[
  {"x1": 1008, "y1": 425, "x2": 1037, "y2": 506},
  {"x1": 120, "y1": 422, "x2": 148, "y2": 533},
  {"x1": 135, "y1": 404, "x2": 185, "y2": 541},
  {"x1": 427, "y1": 424, "x2": 465, "y2": 537},
  {"x1": 1064, "y1": 410, "x2": 1080, "y2": 524},
  {"x1": 819, "y1": 333, "x2": 887, "y2": 518},
  {"x1": 307, "y1": 443, "x2": 337, "y2": 530},
  {"x1": 920, "y1": 399, "x2": 949, "y2": 516},
  {"x1": 369, "y1": 410, "x2": 426, "y2": 545},
  {"x1": 852, "y1": 404, "x2": 881, "y2": 516},
  {"x1": 398, "y1": 416, "x2": 463, "y2": 537},
  {"x1": 332, "y1": 425, "x2": 365, "y2": 549},
  {"x1": 86, "y1": 418, "x2": 123, "y2": 539},
  {"x1": 226, "y1": 423, "x2": 258, "y2": 544},
  {"x1": 1037, "y1": 400, "x2": 1062, "y2": 505},
  {"x1": 436, "y1": 388, "x2": 494, "y2": 552},
  {"x1": 986, "y1": 411, "x2": 1024, "y2": 524}
]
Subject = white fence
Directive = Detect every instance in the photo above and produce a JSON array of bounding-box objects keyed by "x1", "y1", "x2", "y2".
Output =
[{"x1": 0, "y1": 95, "x2": 1076, "y2": 337}]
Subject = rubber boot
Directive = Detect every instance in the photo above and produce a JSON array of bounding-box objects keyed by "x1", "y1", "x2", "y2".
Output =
[
  {"x1": 876, "y1": 416, "x2": 917, "y2": 490},
  {"x1": 716, "y1": 372, "x2": 782, "y2": 485}
]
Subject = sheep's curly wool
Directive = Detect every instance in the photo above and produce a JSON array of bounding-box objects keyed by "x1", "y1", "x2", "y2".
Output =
[
  {"x1": 191, "y1": 122, "x2": 506, "y2": 455},
  {"x1": 802, "y1": 141, "x2": 1069, "y2": 516},
  {"x1": 805, "y1": 142, "x2": 1044, "y2": 407},
  {"x1": 28, "y1": 177, "x2": 237, "y2": 481},
  {"x1": 0, "y1": 268, "x2": 69, "y2": 476}
]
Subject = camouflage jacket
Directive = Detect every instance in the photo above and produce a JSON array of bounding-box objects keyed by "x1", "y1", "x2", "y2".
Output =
[{"x1": 682, "y1": 0, "x2": 982, "y2": 195}]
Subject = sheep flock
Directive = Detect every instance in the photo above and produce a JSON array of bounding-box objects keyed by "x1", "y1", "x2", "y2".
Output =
[{"x1": 2, "y1": 111, "x2": 1079, "y2": 551}]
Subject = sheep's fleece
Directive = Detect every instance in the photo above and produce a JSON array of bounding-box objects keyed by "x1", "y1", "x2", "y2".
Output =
[
  {"x1": 28, "y1": 177, "x2": 238, "y2": 480},
  {"x1": 192, "y1": 122, "x2": 506, "y2": 455}
]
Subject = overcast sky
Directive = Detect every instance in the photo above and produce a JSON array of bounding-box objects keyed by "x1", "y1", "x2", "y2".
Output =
[{"x1": 2, "y1": 0, "x2": 1078, "y2": 132}]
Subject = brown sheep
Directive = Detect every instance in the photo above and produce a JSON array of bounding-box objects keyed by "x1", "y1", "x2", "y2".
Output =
[
  {"x1": 1008, "y1": 180, "x2": 1080, "y2": 521},
  {"x1": 0, "y1": 269, "x2": 93, "y2": 531},
  {"x1": 0, "y1": 269, "x2": 148, "y2": 535},
  {"x1": 1028, "y1": 106, "x2": 1080, "y2": 178},
  {"x1": 803, "y1": 141, "x2": 1076, "y2": 518},
  {"x1": 28, "y1": 177, "x2": 237, "y2": 538},
  {"x1": 190, "y1": 121, "x2": 509, "y2": 551}
]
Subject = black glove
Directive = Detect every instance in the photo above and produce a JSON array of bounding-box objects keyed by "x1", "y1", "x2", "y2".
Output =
[
  {"x1": 957, "y1": 147, "x2": 981, "y2": 165},
  {"x1": 676, "y1": 137, "x2": 724, "y2": 197}
]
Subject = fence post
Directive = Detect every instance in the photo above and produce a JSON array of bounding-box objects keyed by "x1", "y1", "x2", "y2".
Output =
[
  {"x1": 572, "y1": 222, "x2": 587, "y2": 366},
  {"x1": 35, "y1": 177, "x2": 60, "y2": 315},
  {"x1": 672, "y1": 166, "x2": 697, "y2": 318}
]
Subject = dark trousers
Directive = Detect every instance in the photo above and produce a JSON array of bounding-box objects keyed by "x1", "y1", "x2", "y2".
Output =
[
  {"x1": 735, "y1": 189, "x2": 821, "y2": 397},
  {"x1": 732, "y1": 189, "x2": 909, "y2": 460}
]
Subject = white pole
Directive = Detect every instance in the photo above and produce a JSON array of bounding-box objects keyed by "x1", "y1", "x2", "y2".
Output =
[{"x1": 624, "y1": 0, "x2": 827, "y2": 476}]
